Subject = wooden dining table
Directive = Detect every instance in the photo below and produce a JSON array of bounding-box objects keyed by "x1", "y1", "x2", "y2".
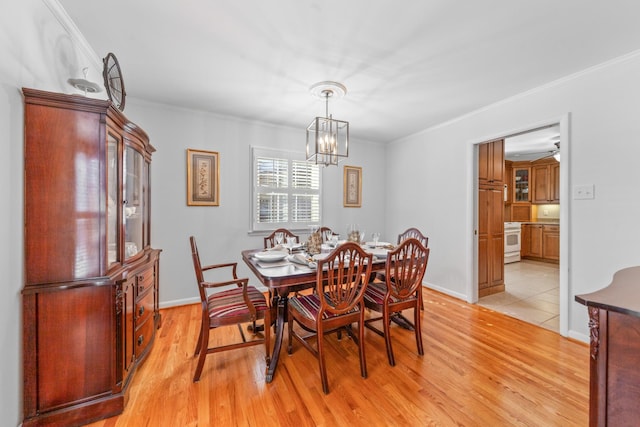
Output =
[{"x1": 241, "y1": 246, "x2": 389, "y2": 383}]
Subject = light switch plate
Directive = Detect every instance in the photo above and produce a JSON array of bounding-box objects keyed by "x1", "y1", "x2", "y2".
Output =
[{"x1": 573, "y1": 184, "x2": 595, "y2": 200}]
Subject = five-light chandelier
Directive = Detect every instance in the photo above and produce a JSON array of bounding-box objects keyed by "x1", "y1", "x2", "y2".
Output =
[{"x1": 306, "y1": 81, "x2": 349, "y2": 167}]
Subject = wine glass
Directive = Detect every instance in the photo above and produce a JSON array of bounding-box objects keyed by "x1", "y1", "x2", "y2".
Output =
[
  {"x1": 359, "y1": 229, "x2": 366, "y2": 245},
  {"x1": 274, "y1": 231, "x2": 284, "y2": 247},
  {"x1": 372, "y1": 232, "x2": 380, "y2": 247}
]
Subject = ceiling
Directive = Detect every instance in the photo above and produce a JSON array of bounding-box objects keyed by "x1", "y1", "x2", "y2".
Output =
[{"x1": 58, "y1": 1, "x2": 640, "y2": 144}]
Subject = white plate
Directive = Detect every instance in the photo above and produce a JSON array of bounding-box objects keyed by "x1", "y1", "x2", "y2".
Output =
[
  {"x1": 254, "y1": 251, "x2": 288, "y2": 262},
  {"x1": 312, "y1": 253, "x2": 329, "y2": 261}
]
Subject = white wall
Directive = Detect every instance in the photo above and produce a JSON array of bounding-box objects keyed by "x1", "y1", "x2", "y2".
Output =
[
  {"x1": 386, "y1": 51, "x2": 640, "y2": 340},
  {"x1": 124, "y1": 99, "x2": 386, "y2": 305}
]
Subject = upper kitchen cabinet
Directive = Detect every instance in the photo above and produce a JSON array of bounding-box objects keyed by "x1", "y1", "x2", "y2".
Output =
[
  {"x1": 479, "y1": 139, "x2": 505, "y2": 186},
  {"x1": 532, "y1": 159, "x2": 560, "y2": 204},
  {"x1": 22, "y1": 88, "x2": 161, "y2": 427}
]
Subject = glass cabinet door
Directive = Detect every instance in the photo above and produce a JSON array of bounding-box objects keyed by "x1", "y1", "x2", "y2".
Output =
[
  {"x1": 514, "y1": 168, "x2": 530, "y2": 202},
  {"x1": 107, "y1": 133, "x2": 119, "y2": 265},
  {"x1": 124, "y1": 146, "x2": 144, "y2": 260}
]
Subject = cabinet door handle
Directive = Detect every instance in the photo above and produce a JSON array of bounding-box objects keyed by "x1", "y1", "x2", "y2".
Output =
[
  {"x1": 138, "y1": 306, "x2": 145, "y2": 317},
  {"x1": 137, "y1": 335, "x2": 144, "y2": 346},
  {"x1": 138, "y1": 285, "x2": 144, "y2": 293}
]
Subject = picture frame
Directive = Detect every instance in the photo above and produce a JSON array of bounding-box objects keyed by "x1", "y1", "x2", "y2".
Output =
[
  {"x1": 343, "y1": 165, "x2": 362, "y2": 207},
  {"x1": 187, "y1": 148, "x2": 219, "y2": 206}
]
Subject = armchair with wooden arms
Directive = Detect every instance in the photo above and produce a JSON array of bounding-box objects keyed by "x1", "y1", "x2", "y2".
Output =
[
  {"x1": 189, "y1": 236, "x2": 270, "y2": 382},
  {"x1": 364, "y1": 238, "x2": 430, "y2": 366},
  {"x1": 287, "y1": 242, "x2": 373, "y2": 394}
]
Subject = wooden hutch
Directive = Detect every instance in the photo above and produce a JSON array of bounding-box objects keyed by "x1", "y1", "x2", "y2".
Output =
[{"x1": 22, "y1": 88, "x2": 161, "y2": 426}]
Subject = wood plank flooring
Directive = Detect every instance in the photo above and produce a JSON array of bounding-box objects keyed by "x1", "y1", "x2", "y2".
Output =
[{"x1": 85, "y1": 289, "x2": 589, "y2": 426}]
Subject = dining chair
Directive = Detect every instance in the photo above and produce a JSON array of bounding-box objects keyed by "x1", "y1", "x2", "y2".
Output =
[
  {"x1": 287, "y1": 242, "x2": 373, "y2": 394},
  {"x1": 264, "y1": 228, "x2": 299, "y2": 249},
  {"x1": 363, "y1": 238, "x2": 430, "y2": 366},
  {"x1": 397, "y1": 227, "x2": 429, "y2": 248},
  {"x1": 189, "y1": 236, "x2": 271, "y2": 382},
  {"x1": 318, "y1": 226, "x2": 334, "y2": 242}
]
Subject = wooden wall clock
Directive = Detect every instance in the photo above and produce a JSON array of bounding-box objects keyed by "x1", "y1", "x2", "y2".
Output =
[{"x1": 103, "y1": 52, "x2": 126, "y2": 111}]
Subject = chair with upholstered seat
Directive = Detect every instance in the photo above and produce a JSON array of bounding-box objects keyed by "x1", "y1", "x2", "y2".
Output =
[
  {"x1": 364, "y1": 238, "x2": 430, "y2": 366},
  {"x1": 264, "y1": 228, "x2": 299, "y2": 249},
  {"x1": 189, "y1": 236, "x2": 271, "y2": 382},
  {"x1": 397, "y1": 227, "x2": 429, "y2": 247},
  {"x1": 287, "y1": 242, "x2": 373, "y2": 394}
]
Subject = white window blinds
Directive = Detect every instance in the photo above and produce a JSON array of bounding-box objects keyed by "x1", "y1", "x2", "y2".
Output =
[{"x1": 252, "y1": 147, "x2": 321, "y2": 232}]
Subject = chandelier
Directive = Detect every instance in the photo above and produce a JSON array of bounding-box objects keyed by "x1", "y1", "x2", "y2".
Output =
[{"x1": 306, "y1": 81, "x2": 349, "y2": 167}]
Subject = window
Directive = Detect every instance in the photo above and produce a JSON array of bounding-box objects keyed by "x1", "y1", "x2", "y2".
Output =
[{"x1": 251, "y1": 147, "x2": 321, "y2": 232}]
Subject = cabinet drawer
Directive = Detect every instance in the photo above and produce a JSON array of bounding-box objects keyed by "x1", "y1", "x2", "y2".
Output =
[
  {"x1": 543, "y1": 225, "x2": 559, "y2": 233},
  {"x1": 136, "y1": 267, "x2": 155, "y2": 296},
  {"x1": 135, "y1": 288, "x2": 154, "y2": 326},
  {"x1": 135, "y1": 315, "x2": 155, "y2": 358}
]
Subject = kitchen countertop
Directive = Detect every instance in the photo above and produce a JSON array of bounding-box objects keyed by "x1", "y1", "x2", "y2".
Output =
[{"x1": 519, "y1": 219, "x2": 560, "y2": 225}]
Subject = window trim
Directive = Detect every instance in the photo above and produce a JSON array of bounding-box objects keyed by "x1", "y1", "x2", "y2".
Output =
[{"x1": 250, "y1": 146, "x2": 322, "y2": 233}]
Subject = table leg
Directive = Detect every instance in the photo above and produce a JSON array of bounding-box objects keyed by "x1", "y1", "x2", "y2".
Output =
[{"x1": 265, "y1": 293, "x2": 288, "y2": 383}]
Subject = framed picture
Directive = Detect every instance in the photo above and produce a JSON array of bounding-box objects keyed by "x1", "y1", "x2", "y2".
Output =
[
  {"x1": 187, "y1": 149, "x2": 219, "y2": 206},
  {"x1": 343, "y1": 165, "x2": 362, "y2": 207}
]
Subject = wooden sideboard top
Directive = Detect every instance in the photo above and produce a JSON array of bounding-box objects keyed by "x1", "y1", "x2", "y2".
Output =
[{"x1": 575, "y1": 266, "x2": 640, "y2": 317}]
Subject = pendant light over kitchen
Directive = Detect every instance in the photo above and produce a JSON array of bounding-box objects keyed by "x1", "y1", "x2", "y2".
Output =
[{"x1": 306, "y1": 81, "x2": 349, "y2": 167}]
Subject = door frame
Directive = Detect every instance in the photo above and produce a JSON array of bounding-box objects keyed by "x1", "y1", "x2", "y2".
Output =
[{"x1": 468, "y1": 113, "x2": 570, "y2": 336}]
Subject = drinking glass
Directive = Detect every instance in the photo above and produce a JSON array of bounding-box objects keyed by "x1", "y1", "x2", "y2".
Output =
[
  {"x1": 330, "y1": 233, "x2": 339, "y2": 247},
  {"x1": 359, "y1": 229, "x2": 366, "y2": 245},
  {"x1": 286, "y1": 235, "x2": 296, "y2": 252},
  {"x1": 274, "y1": 232, "x2": 284, "y2": 246},
  {"x1": 372, "y1": 232, "x2": 380, "y2": 246}
]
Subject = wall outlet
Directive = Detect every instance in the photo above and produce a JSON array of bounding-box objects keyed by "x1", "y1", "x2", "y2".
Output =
[
  {"x1": 573, "y1": 184, "x2": 595, "y2": 200},
  {"x1": 543, "y1": 209, "x2": 549, "y2": 216}
]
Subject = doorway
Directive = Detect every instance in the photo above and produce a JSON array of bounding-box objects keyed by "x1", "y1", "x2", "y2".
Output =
[{"x1": 472, "y1": 117, "x2": 568, "y2": 336}]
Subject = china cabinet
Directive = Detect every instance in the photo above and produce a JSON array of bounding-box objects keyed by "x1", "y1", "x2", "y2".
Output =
[{"x1": 22, "y1": 88, "x2": 161, "y2": 427}]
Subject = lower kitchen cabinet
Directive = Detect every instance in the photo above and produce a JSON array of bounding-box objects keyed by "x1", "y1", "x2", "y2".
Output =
[{"x1": 521, "y1": 223, "x2": 559, "y2": 263}]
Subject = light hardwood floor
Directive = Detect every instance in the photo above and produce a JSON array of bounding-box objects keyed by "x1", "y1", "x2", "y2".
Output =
[{"x1": 86, "y1": 289, "x2": 589, "y2": 427}]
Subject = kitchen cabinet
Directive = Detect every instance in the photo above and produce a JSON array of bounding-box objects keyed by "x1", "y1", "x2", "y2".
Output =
[
  {"x1": 479, "y1": 139, "x2": 504, "y2": 185},
  {"x1": 576, "y1": 267, "x2": 640, "y2": 427},
  {"x1": 532, "y1": 159, "x2": 560, "y2": 203},
  {"x1": 22, "y1": 88, "x2": 161, "y2": 427},
  {"x1": 478, "y1": 139, "x2": 505, "y2": 297},
  {"x1": 512, "y1": 164, "x2": 531, "y2": 203},
  {"x1": 521, "y1": 223, "x2": 559, "y2": 263}
]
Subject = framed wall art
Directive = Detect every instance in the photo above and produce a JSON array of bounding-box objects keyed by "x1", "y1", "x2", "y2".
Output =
[
  {"x1": 187, "y1": 148, "x2": 219, "y2": 206},
  {"x1": 343, "y1": 165, "x2": 362, "y2": 207}
]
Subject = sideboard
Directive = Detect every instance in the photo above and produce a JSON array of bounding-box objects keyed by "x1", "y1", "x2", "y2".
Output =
[{"x1": 575, "y1": 266, "x2": 640, "y2": 427}]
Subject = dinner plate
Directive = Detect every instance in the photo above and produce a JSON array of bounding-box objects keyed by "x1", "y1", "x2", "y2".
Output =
[{"x1": 254, "y1": 250, "x2": 288, "y2": 262}]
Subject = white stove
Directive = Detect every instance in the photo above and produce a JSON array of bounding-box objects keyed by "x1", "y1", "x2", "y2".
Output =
[{"x1": 504, "y1": 222, "x2": 521, "y2": 263}]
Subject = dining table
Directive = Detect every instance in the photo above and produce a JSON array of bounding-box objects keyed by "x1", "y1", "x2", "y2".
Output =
[{"x1": 241, "y1": 243, "x2": 391, "y2": 383}]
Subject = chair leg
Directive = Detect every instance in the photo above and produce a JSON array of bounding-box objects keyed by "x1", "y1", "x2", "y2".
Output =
[
  {"x1": 414, "y1": 305, "x2": 424, "y2": 356},
  {"x1": 194, "y1": 321, "x2": 203, "y2": 357},
  {"x1": 317, "y1": 330, "x2": 330, "y2": 394},
  {"x1": 358, "y1": 309, "x2": 368, "y2": 379},
  {"x1": 287, "y1": 311, "x2": 294, "y2": 354},
  {"x1": 193, "y1": 323, "x2": 209, "y2": 382},
  {"x1": 383, "y1": 309, "x2": 396, "y2": 366}
]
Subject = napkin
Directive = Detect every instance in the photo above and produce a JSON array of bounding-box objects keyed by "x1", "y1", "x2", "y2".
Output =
[
  {"x1": 289, "y1": 254, "x2": 317, "y2": 269},
  {"x1": 267, "y1": 244, "x2": 284, "y2": 251}
]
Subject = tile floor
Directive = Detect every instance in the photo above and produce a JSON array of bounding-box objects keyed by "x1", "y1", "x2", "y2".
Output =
[{"x1": 478, "y1": 259, "x2": 559, "y2": 332}]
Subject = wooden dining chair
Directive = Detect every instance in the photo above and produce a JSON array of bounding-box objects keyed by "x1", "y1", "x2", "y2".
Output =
[
  {"x1": 318, "y1": 226, "x2": 334, "y2": 242},
  {"x1": 364, "y1": 238, "x2": 430, "y2": 366},
  {"x1": 264, "y1": 228, "x2": 299, "y2": 249},
  {"x1": 397, "y1": 227, "x2": 429, "y2": 248},
  {"x1": 287, "y1": 242, "x2": 373, "y2": 394},
  {"x1": 189, "y1": 236, "x2": 271, "y2": 382}
]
